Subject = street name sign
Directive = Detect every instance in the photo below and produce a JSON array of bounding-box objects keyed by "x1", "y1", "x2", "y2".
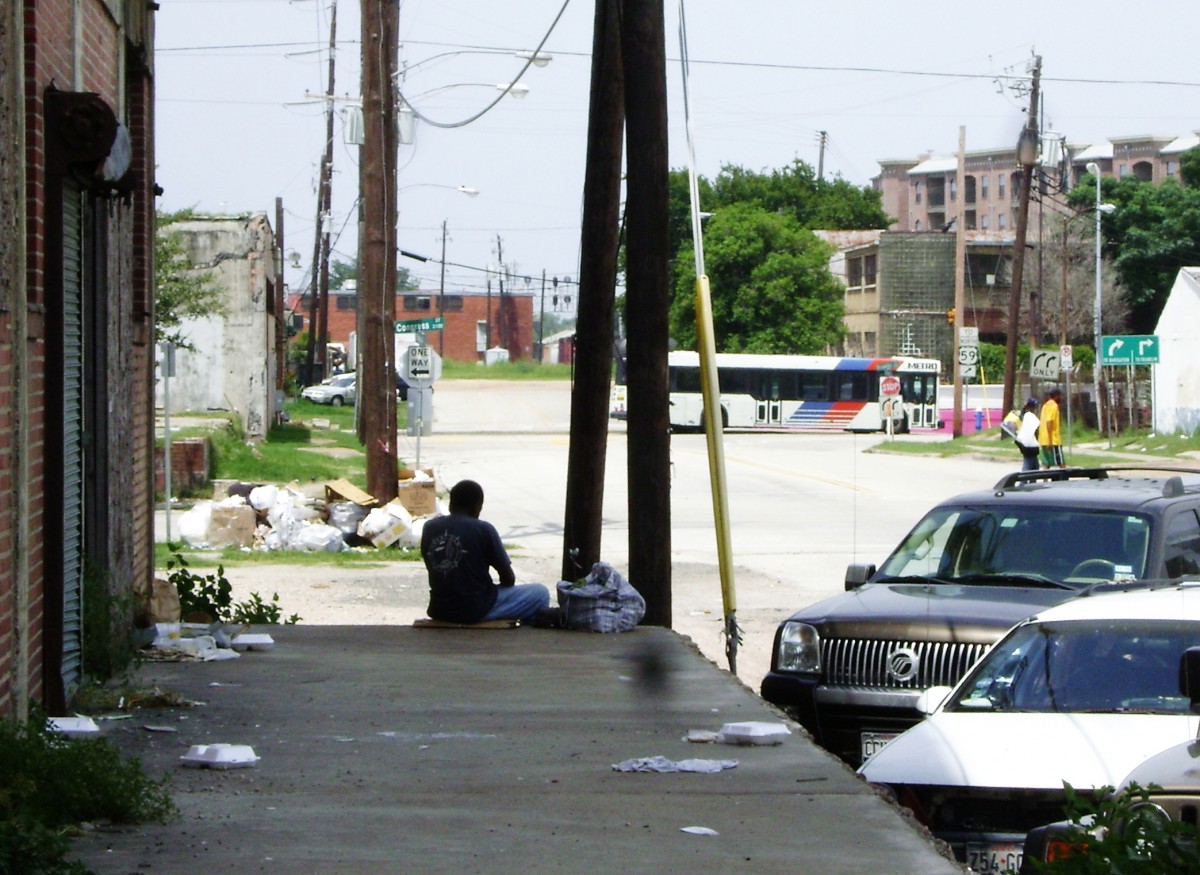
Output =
[
  {"x1": 1101, "y1": 334, "x2": 1160, "y2": 366},
  {"x1": 395, "y1": 316, "x2": 444, "y2": 333}
]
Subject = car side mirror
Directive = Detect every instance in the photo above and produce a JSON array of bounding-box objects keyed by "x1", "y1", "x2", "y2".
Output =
[
  {"x1": 915, "y1": 685, "x2": 953, "y2": 715},
  {"x1": 845, "y1": 563, "x2": 876, "y2": 591},
  {"x1": 1180, "y1": 647, "x2": 1200, "y2": 714}
]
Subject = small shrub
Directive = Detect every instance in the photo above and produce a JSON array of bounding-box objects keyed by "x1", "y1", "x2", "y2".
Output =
[
  {"x1": 167, "y1": 552, "x2": 299, "y2": 625},
  {"x1": 1033, "y1": 781, "x2": 1200, "y2": 874},
  {"x1": 0, "y1": 716, "x2": 175, "y2": 875},
  {"x1": 231, "y1": 591, "x2": 301, "y2": 625},
  {"x1": 166, "y1": 552, "x2": 231, "y2": 622}
]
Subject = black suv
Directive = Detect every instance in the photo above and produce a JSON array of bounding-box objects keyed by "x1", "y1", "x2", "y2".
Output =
[{"x1": 761, "y1": 466, "x2": 1200, "y2": 766}]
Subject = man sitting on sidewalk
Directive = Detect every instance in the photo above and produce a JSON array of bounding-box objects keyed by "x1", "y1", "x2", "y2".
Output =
[{"x1": 420, "y1": 479, "x2": 551, "y2": 625}]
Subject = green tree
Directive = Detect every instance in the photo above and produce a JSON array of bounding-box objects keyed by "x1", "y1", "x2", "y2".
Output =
[
  {"x1": 155, "y1": 209, "x2": 225, "y2": 349},
  {"x1": 1180, "y1": 145, "x2": 1200, "y2": 188},
  {"x1": 670, "y1": 203, "x2": 845, "y2": 353},
  {"x1": 1069, "y1": 174, "x2": 1200, "y2": 333},
  {"x1": 656, "y1": 160, "x2": 888, "y2": 353},
  {"x1": 324, "y1": 256, "x2": 417, "y2": 293}
]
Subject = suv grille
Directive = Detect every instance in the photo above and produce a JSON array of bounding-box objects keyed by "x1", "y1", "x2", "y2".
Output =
[{"x1": 822, "y1": 638, "x2": 990, "y2": 689}]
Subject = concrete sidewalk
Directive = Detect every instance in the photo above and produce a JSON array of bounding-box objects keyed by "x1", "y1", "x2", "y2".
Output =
[{"x1": 70, "y1": 625, "x2": 962, "y2": 874}]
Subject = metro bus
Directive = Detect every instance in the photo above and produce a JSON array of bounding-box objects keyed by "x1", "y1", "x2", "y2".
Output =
[{"x1": 610, "y1": 350, "x2": 941, "y2": 433}]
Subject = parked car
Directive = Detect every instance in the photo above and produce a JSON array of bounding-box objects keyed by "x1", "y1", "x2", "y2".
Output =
[
  {"x1": 301, "y1": 373, "x2": 357, "y2": 406},
  {"x1": 761, "y1": 466, "x2": 1200, "y2": 767},
  {"x1": 1021, "y1": 652, "x2": 1200, "y2": 870},
  {"x1": 857, "y1": 583, "x2": 1200, "y2": 873}
]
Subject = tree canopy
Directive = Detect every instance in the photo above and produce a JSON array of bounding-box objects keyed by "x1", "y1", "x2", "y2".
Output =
[
  {"x1": 1069, "y1": 169, "x2": 1200, "y2": 333},
  {"x1": 670, "y1": 203, "x2": 845, "y2": 353},
  {"x1": 660, "y1": 160, "x2": 887, "y2": 354},
  {"x1": 155, "y1": 209, "x2": 225, "y2": 350}
]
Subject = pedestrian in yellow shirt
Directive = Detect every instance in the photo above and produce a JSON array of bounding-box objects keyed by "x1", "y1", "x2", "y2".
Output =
[{"x1": 1038, "y1": 387, "x2": 1064, "y2": 469}]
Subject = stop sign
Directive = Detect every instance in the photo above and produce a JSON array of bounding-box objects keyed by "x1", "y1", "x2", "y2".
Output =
[{"x1": 880, "y1": 376, "x2": 901, "y2": 397}]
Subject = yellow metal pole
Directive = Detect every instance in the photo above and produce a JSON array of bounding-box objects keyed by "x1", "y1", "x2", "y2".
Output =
[{"x1": 694, "y1": 275, "x2": 741, "y2": 671}]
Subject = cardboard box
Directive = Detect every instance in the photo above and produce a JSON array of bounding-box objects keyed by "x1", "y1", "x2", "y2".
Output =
[
  {"x1": 396, "y1": 468, "x2": 437, "y2": 517},
  {"x1": 208, "y1": 504, "x2": 257, "y2": 549},
  {"x1": 369, "y1": 501, "x2": 414, "y2": 548},
  {"x1": 324, "y1": 479, "x2": 375, "y2": 507}
]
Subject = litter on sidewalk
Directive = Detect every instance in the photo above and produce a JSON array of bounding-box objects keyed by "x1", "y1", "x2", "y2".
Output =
[{"x1": 611, "y1": 756, "x2": 739, "y2": 774}]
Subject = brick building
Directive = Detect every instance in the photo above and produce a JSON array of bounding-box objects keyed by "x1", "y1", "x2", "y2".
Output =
[
  {"x1": 291, "y1": 284, "x2": 536, "y2": 373},
  {"x1": 875, "y1": 132, "x2": 1200, "y2": 235},
  {"x1": 1, "y1": 0, "x2": 157, "y2": 719}
]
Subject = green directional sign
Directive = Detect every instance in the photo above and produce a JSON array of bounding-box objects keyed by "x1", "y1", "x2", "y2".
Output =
[
  {"x1": 395, "y1": 316, "x2": 444, "y2": 333},
  {"x1": 1101, "y1": 334, "x2": 1160, "y2": 366}
]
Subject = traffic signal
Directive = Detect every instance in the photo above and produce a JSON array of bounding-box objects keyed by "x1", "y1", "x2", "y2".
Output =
[{"x1": 946, "y1": 308, "x2": 956, "y2": 326}]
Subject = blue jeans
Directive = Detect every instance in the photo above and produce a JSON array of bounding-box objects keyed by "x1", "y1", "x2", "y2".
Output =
[{"x1": 483, "y1": 583, "x2": 550, "y2": 623}]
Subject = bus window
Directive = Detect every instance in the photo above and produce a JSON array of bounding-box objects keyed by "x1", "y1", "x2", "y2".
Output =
[
  {"x1": 800, "y1": 372, "x2": 827, "y2": 401},
  {"x1": 833, "y1": 372, "x2": 870, "y2": 402}
]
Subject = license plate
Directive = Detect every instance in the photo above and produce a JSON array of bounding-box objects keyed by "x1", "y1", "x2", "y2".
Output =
[
  {"x1": 964, "y1": 841, "x2": 1023, "y2": 874},
  {"x1": 860, "y1": 731, "x2": 897, "y2": 762}
]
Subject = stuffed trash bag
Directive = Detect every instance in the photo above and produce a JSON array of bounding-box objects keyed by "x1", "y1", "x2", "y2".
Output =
[{"x1": 556, "y1": 562, "x2": 645, "y2": 633}]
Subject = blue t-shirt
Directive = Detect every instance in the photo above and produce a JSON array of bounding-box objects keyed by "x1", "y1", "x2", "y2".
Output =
[{"x1": 421, "y1": 513, "x2": 512, "y2": 623}]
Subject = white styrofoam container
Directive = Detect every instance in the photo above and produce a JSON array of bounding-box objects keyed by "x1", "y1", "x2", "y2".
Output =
[
  {"x1": 48, "y1": 716, "x2": 100, "y2": 738},
  {"x1": 230, "y1": 633, "x2": 275, "y2": 652},
  {"x1": 718, "y1": 721, "x2": 791, "y2": 745},
  {"x1": 181, "y1": 743, "x2": 260, "y2": 769}
]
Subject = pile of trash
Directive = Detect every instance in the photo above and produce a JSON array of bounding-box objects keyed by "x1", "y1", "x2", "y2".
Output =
[{"x1": 174, "y1": 473, "x2": 441, "y2": 553}]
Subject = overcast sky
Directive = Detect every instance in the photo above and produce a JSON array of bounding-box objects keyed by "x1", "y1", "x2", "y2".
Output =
[{"x1": 155, "y1": 0, "x2": 1200, "y2": 307}]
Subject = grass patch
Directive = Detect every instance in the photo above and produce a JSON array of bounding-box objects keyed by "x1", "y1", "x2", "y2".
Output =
[
  {"x1": 872, "y1": 424, "x2": 1200, "y2": 468},
  {"x1": 440, "y1": 359, "x2": 575, "y2": 380},
  {"x1": 155, "y1": 541, "x2": 421, "y2": 570}
]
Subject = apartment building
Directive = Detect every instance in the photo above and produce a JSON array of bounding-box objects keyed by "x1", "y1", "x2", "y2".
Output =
[{"x1": 876, "y1": 132, "x2": 1200, "y2": 234}]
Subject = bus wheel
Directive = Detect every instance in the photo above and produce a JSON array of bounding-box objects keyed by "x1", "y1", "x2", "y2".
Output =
[
  {"x1": 897, "y1": 414, "x2": 910, "y2": 434},
  {"x1": 698, "y1": 409, "x2": 728, "y2": 433}
]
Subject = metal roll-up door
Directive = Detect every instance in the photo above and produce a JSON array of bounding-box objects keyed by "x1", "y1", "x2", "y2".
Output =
[{"x1": 60, "y1": 180, "x2": 86, "y2": 692}]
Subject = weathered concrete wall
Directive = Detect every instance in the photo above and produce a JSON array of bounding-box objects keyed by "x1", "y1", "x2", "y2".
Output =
[
  {"x1": 159, "y1": 215, "x2": 278, "y2": 438},
  {"x1": 1153, "y1": 268, "x2": 1200, "y2": 436}
]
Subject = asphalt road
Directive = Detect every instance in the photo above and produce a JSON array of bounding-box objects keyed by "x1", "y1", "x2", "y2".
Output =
[{"x1": 385, "y1": 379, "x2": 1014, "y2": 687}]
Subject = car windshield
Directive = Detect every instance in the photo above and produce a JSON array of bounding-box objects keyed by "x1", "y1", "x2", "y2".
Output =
[
  {"x1": 874, "y1": 506, "x2": 1152, "y2": 588},
  {"x1": 946, "y1": 619, "x2": 1196, "y2": 714}
]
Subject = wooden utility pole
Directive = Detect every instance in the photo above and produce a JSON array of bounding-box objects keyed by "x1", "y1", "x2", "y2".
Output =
[
  {"x1": 305, "y1": 2, "x2": 337, "y2": 386},
  {"x1": 360, "y1": 0, "x2": 399, "y2": 501},
  {"x1": 621, "y1": 0, "x2": 671, "y2": 626},
  {"x1": 1003, "y1": 55, "x2": 1040, "y2": 415},
  {"x1": 561, "y1": 0, "x2": 624, "y2": 583},
  {"x1": 274, "y1": 197, "x2": 286, "y2": 391}
]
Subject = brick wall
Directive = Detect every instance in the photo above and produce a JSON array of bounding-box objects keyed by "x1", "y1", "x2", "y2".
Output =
[{"x1": 153, "y1": 438, "x2": 210, "y2": 495}]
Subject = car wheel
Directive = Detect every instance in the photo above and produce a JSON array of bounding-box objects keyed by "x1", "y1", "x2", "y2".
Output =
[{"x1": 330, "y1": 395, "x2": 344, "y2": 407}]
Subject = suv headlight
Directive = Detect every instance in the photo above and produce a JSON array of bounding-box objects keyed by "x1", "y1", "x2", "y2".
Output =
[{"x1": 777, "y1": 621, "x2": 821, "y2": 673}]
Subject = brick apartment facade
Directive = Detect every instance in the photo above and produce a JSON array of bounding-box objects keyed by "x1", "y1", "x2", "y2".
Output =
[
  {"x1": 875, "y1": 132, "x2": 1200, "y2": 235},
  {"x1": 0, "y1": 0, "x2": 157, "y2": 720}
]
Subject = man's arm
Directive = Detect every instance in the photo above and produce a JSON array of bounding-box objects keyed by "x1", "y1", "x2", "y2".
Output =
[{"x1": 497, "y1": 564, "x2": 516, "y2": 587}]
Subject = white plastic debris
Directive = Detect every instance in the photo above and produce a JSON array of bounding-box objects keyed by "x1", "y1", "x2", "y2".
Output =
[
  {"x1": 48, "y1": 716, "x2": 100, "y2": 738},
  {"x1": 230, "y1": 633, "x2": 275, "y2": 652},
  {"x1": 248, "y1": 484, "x2": 278, "y2": 511},
  {"x1": 177, "y1": 501, "x2": 213, "y2": 547},
  {"x1": 295, "y1": 522, "x2": 345, "y2": 552},
  {"x1": 181, "y1": 743, "x2": 259, "y2": 769},
  {"x1": 681, "y1": 826, "x2": 719, "y2": 836},
  {"x1": 611, "y1": 756, "x2": 738, "y2": 773},
  {"x1": 717, "y1": 721, "x2": 791, "y2": 746}
]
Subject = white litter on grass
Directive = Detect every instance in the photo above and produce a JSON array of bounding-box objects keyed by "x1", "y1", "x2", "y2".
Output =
[
  {"x1": 181, "y1": 744, "x2": 260, "y2": 769},
  {"x1": 48, "y1": 716, "x2": 100, "y2": 738},
  {"x1": 611, "y1": 756, "x2": 738, "y2": 774},
  {"x1": 681, "y1": 826, "x2": 719, "y2": 836},
  {"x1": 717, "y1": 721, "x2": 791, "y2": 746}
]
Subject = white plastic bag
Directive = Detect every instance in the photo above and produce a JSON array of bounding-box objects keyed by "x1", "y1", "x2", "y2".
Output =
[
  {"x1": 296, "y1": 522, "x2": 345, "y2": 552},
  {"x1": 177, "y1": 501, "x2": 213, "y2": 547}
]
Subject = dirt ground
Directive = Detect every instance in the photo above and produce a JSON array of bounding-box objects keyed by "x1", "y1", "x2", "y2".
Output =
[{"x1": 213, "y1": 550, "x2": 785, "y2": 690}]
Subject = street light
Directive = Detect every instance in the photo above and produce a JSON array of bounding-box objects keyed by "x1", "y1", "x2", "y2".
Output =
[{"x1": 1086, "y1": 161, "x2": 1117, "y2": 445}]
